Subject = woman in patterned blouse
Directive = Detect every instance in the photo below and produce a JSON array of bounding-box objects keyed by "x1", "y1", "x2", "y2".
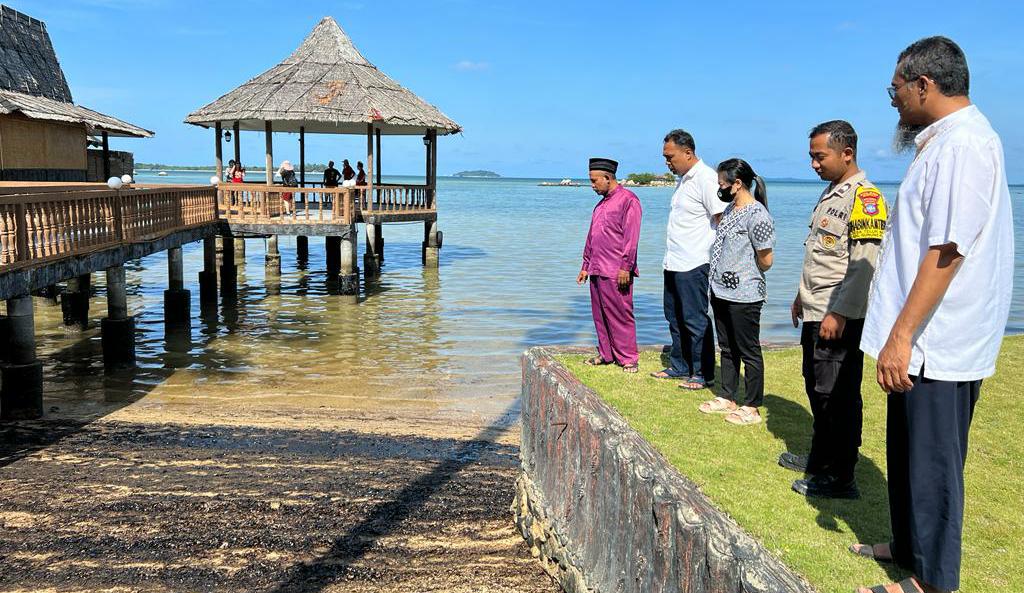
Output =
[{"x1": 699, "y1": 158, "x2": 776, "y2": 425}]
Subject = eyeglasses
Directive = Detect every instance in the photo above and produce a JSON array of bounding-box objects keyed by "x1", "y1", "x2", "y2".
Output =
[{"x1": 887, "y1": 79, "x2": 916, "y2": 100}]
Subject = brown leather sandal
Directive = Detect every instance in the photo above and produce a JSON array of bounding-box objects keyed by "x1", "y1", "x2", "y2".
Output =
[{"x1": 855, "y1": 577, "x2": 924, "y2": 593}]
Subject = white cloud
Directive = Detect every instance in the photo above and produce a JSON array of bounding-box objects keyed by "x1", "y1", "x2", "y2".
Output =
[{"x1": 453, "y1": 60, "x2": 490, "y2": 72}]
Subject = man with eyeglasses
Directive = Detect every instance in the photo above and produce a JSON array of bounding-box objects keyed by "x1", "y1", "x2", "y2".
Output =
[{"x1": 853, "y1": 36, "x2": 1014, "y2": 593}]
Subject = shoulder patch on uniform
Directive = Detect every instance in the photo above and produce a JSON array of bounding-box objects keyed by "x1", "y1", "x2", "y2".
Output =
[{"x1": 850, "y1": 185, "x2": 888, "y2": 240}]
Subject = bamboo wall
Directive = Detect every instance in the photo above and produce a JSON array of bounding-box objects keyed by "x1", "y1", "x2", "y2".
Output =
[{"x1": 0, "y1": 114, "x2": 87, "y2": 175}]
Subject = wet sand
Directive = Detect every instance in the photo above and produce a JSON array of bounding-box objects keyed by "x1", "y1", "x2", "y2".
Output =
[{"x1": 0, "y1": 403, "x2": 557, "y2": 592}]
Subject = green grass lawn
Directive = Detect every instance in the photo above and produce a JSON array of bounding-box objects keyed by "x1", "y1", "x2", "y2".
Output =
[{"x1": 559, "y1": 335, "x2": 1024, "y2": 593}]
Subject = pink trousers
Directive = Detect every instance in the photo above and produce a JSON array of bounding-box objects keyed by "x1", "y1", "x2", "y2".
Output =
[{"x1": 590, "y1": 275, "x2": 638, "y2": 365}]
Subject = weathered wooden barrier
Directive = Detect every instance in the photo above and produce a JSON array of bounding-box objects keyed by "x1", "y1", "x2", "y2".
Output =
[{"x1": 514, "y1": 346, "x2": 816, "y2": 593}]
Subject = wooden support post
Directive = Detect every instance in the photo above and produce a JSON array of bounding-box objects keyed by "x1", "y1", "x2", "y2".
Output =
[
  {"x1": 1, "y1": 295, "x2": 43, "y2": 420},
  {"x1": 364, "y1": 223, "x2": 380, "y2": 278},
  {"x1": 102, "y1": 265, "x2": 135, "y2": 371},
  {"x1": 296, "y1": 235, "x2": 309, "y2": 264},
  {"x1": 299, "y1": 126, "x2": 306, "y2": 187},
  {"x1": 429, "y1": 129, "x2": 438, "y2": 208},
  {"x1": 375, "y1": 128, "x2": 382, "y2": 185},
  {"x1": 326, "y1": 236, "x2": 341, "y2": 276},
  {"x1": 423, "y1": 219, "x2": 440, "y2": 268},
  {"x1": 215, "y1": 122, "x2": 223, "y2": 181},
  {"x1": 265, "y1": 121, "x2": 274, "y2": 185},
  {"x1": 165, "y1": 247, "x2": 190, "y2": 325},
  {"x1": 376, "y1": 223, "x2": 383, "y2": 262},
  {"x1": 233, "y1": 121, "x2": 241, "y2": 167},
  {"x1": 102, "y1": 131, "x2": 110, "y2": 180},
  {"x1": 199, "y1": 237, "x2": 218, "y2": 311},
  {"x1": 62, "y1": 273, "x2": 91, "y2": 331},
  {"x1": 366, "y1": 123, "x2": 374, "y2": 211},
  {"x1": 266, "y1": 235, "x2": 281, "y2": 276},
  {"x1": 220, "y1": 235, "x2": 238, "y2": 301},
  {"x1": 107, "y1": 265, "x2": 129, "y2": 321},
  {"x1": 424, "y1": 132, "x2": 431, "y2": 188},
  {"x1": 339, "y1": 229, "x2": 359, "y2": 295}
]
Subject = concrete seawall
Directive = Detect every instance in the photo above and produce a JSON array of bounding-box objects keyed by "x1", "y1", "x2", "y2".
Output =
[{"x1": 513, "y1": 346, "x2": 816, "y2": 593}]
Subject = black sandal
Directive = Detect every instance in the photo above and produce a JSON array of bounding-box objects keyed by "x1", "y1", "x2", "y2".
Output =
[{"x1": 584, "y1": 356, "x2": 612, "y2": 366}]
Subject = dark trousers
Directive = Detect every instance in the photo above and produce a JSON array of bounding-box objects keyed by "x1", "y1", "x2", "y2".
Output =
[
  {"x1": 663, "y1": 266, "x2": 715, "y2": 381},
  {"x1": 888, "y1": 376, "x2": 980, "y2": 592},
  {"x1": 800, "y1": 319, "x2": 864, "y2": 483},
  {"x1": 710, "y1": 293, "x2": 763, "y2": 407}
]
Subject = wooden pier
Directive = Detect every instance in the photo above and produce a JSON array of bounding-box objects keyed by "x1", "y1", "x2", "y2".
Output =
[
  {"x1": 0, "y1": 176, "x2": 441, "y2": 421},
  {"x1": 0, "y1": 15, "x2": 461, "y2": 422}
]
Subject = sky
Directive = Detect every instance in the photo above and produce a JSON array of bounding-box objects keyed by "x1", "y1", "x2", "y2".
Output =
[{"x1": 14, "y1": 0, "x2": 1024, "y2": 182}]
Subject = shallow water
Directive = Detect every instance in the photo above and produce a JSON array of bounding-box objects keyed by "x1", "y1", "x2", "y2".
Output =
[{"x1": 28, "y1": 171, "x2": 1024, "y2": 420}]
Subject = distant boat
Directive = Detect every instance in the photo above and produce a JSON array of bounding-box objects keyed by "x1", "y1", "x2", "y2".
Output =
[
  {"x1": 539, "y1": 178, "x2": 582, "y2": 187},
  {"x1": 157, "y1": 171, "x2": 168, "y2": 176}
]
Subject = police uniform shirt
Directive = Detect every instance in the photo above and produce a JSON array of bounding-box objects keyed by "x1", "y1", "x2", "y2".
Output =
[{"x1": 798, "y1": 170, "x2": 887, "y2": 322}]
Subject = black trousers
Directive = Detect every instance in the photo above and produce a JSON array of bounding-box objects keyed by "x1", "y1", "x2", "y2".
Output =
[
  {"x1": 663, "y1": 266, "x2": 715, "y2": 382},
  {"x1": 710, "y1": 294, "x2": 763, "y2": 407},
  {"x1": 800, "y1": 319, "x2": 864, "y2": 483},
  {"x1": 888, "y1": 376, "x2": 980, "y2": 592}
]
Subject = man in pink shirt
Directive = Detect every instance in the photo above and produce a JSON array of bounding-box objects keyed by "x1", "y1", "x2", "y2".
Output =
[{"x1": 577, "y1": 157, "x2": 643, "y2": 373}]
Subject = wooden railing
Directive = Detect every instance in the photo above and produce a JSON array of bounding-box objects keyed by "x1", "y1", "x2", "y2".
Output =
[
  {"x1": 358, "y1": 184, "x2": 433, "y2": 211},
  {"x1": 217, "y1": 182, "x2": 435, "y2": 223},
  {"x1": 0, "y1": 185, "x2": 217, "y2": 270},
  {"x1": 0, "y1": 180, "x2": 437, "y2": 273},
  {"x1": 217, "y1": 183, "x2": 355, "y2": 224}
]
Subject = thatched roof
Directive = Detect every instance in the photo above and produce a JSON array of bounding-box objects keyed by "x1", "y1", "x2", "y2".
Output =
[
  {"x1": 0, "y1": 5, "x2": 152, "y2": 138},
  {"x1": 184, "y1": 17, "x2": 461, "y2": 136},
  {"x1": 0, "y1": 5, "x2": 71, "y2": 101},
  {"x1": 0, "y1": 89, "x2": 153, "y2": 137}
]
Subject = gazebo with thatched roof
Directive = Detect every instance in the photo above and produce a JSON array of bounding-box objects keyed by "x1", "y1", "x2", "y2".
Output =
[{"x1": 184, "y1": 16, "x2": 460, "y2": 279}]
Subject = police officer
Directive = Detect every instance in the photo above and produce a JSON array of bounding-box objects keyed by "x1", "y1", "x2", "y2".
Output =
[{"x1": 781, "y1": 120, "x2": 886, "y2": 499}]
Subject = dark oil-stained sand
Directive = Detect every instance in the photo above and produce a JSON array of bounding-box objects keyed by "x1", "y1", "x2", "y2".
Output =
[{"x1": 0, "y1": 406, "x2": 557, "y2": 592}]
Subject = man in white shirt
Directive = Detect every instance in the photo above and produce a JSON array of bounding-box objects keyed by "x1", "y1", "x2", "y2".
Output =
[
  {"x1": 853, "y1": 37, "x2": 1013, "y2": 593},
  {"x1": 651, "y1": 130, "x2": 726, "y2": 389}
]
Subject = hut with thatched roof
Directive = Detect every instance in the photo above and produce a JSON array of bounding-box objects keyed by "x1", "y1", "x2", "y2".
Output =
[
  {"x1": 0, "y1": 5, "x2": 152, "y2": 182},
  {"x1": 185, "y1": 16, "x2": 461, "y2": 281}
]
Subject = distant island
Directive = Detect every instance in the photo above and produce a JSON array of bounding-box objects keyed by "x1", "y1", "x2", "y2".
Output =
[
  {"x1": 622, "y1": 172, "x2": 676, "y2": 187},
  {"x1": 452, "y1": 170, "x2": 500, "y2": 178}
]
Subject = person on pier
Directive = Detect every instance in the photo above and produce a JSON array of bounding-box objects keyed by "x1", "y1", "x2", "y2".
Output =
[
  {"x1": 577, "y1": 157, "x2": 642, "y2": 373},
  {"x1": 277, "y1": 160, "x2": 297, "y2": 215},
  {"x1": 342, "y1": 159, "x2": 356, "y2": 186},
  {"x1": 323, "y1": 160, "x2": 341, "y2": 187},
  {"x1": 356, "y1": 161, "x2": 367, "y2": 185}
]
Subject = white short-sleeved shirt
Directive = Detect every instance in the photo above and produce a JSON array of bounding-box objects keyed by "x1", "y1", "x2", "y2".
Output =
[
  {"x1": 861, "y1": 105, "x2": 1014, "y2": 381},
  {"x1": 663, "y1": 159, "x2": 727, "y2": 272}
]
